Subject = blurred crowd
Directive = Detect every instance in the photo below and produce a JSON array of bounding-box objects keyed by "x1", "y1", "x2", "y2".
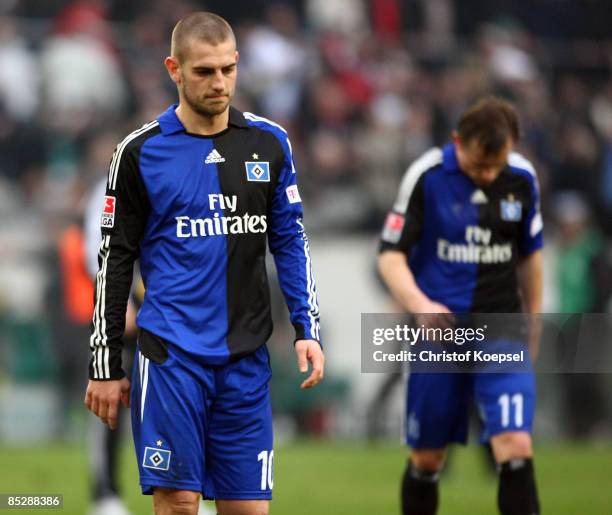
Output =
[
  {"x1": 1, "y1": 0, "x2": 611, "y2": 230},
  {"x1": 0, "y1": 0, "x2": 611, "y2": 438}
]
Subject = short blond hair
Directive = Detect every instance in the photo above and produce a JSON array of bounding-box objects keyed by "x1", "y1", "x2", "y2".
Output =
[{"x1": 171, "y1": 12, "x2": 235, "y2": 63}]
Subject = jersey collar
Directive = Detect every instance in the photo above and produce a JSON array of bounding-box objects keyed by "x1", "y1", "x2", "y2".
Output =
[
  {"x1": 157, "y1": 104, "x2": 248, "y2": 135},
  {"x1": 442, "y1": 143, "x2": 460, "y2": 172},
  {"x1": 228, "y1": 106, "x2": 248, "y2": 128}
]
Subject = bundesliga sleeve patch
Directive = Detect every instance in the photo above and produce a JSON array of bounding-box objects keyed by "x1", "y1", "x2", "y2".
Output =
[
  {"x1": 530, "y1": 212, "x2": 543, "y2": 237},
  {"x1": 101, "y1": 195, "x2": 116, "y2": 228},
  {"x1": 286, "y1": 184, "x2": 301, "y2": 204},
  {"x1": 382, "y1": 212, "x2": 405, "y2": 243}
]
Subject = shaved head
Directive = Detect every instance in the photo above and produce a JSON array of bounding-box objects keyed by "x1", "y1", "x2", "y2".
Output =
[{"x1": 171, "y1": 12, "x2": 236, "y2": 63}]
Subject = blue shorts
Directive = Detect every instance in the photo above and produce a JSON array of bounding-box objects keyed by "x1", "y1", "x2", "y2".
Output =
[
  {"x1": 130, "y1": 329, "x2": 273, "y2": 499},
  {"x1": 405, "y1": 371, "x2": 536, "y2": 448}
]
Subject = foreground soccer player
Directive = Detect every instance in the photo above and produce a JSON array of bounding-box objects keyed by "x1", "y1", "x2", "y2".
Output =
[
  {"x1": 85, "y1": 12, "x2": 323, "y2": 515},
  {"x1": 378, "y1": 97, "x2": 542, "y2": 515}
]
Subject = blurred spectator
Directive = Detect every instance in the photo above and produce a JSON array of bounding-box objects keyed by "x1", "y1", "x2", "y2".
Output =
[
  {"x1": 83, "y1": 176, "x2": 135, "y2": 515},
  {"x1": 554, "y1": 121, "x2": 600, "y2": 201},
  {"x1": 47, "y1": 219, "x2": 92, "y2": 436},
  {"x1": 0, "y1": 104, "x2": 46, "y2": 191},
  {"x1": 40, "y1": 1, "x2": 127, "y2": 119},
  {"x1": 371, "y1": 0, "x2": 403, "y2": 45},
  {"x1": 240, "y1": 4, "x2": 307, "y2": 121},
  {"x1": 306, "y1": 0, "x2": 368, "y2": 34},
  {"x1": 0, "y1": 16, "x2": 40, "y2": 121},
  {"x1": 554, "y1": 191, "x2": 612, "y2": 314},
  {"x1": 552, "y1": 192, "x2": 612, "y2": 438},
  {"x1": 479, "y1": 23, "x2": 538, "y2": 86},
  {"x1": 590, "y1": 81, "x2": 612, "y2": 225}
]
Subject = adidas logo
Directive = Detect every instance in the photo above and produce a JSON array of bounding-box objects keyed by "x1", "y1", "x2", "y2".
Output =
[
  {"x1": 205, "y1": 149, "x2": 225, "y2": 164},
  {"x1": 470, "y1": 189, "x2": 488, "y2": 204}
]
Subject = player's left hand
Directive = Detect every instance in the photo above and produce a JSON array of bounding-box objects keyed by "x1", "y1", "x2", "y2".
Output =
[{"x1": 295, "y1": 339, "x2": 324, "y2": 389}]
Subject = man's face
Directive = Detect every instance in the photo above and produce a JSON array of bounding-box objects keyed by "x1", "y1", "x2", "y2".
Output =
[
  {"x1": 171, "y1": 38, "x2": 238, "y2": 117},
  {"x1": 454, "y1": 135, "x2": 513, "y2": 187}
]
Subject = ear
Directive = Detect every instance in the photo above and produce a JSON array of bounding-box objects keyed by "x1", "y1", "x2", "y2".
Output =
[
  {"x1": 164, "y1": 56, "x2": 181, "y2": 84},
  {"x1": 451, "y1": 130, "x2": 460, "y2": 146},
  {"x1": 235, "y1": 50, "x2": 240, "y2": 64}
]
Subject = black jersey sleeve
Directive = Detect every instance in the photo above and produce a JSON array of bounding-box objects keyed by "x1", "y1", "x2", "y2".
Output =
[
  {"x1": 379, "y1": 148, "x2": 442, "y2": 255},
  {"x1": 379, "y1": 172, "x2": 426, "y2": 255},
  {"x1": 89, "y1": 140, "x2": 150, "y2": 380}
]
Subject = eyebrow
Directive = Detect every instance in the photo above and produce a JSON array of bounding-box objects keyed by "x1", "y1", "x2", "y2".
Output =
[
  {"x1": 472, "y1": 160, "x2": 507, "y2": 171},
  {"x1": 192, "y1": 63, "x2": 236, "y2": 71}
]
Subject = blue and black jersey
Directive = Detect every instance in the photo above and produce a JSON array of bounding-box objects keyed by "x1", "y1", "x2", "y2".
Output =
[
  {"x1": 89, "y1": 105, "x2": 320, "y2": 380},
  {"x1": 380, "y1": 143, "x2": 543, "y2": 313}
]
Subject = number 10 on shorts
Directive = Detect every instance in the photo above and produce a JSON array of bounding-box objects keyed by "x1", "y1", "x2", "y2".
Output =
[{"x1": 257, "y1": 450, "x2": 274, "y2": 490}]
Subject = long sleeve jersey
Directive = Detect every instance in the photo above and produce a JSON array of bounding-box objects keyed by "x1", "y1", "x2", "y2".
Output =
[
  {"x1": 89, "y1": 105, "x2": 321, "y2": 380},
  {"x1": 379, "y1": 143, "x2": 543, "y2": 313}
]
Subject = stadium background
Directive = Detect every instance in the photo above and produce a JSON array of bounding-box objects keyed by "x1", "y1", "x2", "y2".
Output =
[{"x1": 0, "y1": 0, "x2": 611, "y2": 513}]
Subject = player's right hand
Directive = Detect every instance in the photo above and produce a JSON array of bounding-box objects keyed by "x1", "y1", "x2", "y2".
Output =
[
  {"x1": 84, "y1": 377, "x2": 131, "y2": 430},
  {"x1": 413, "y1": 300, "x2": 455, "y2": 333}
]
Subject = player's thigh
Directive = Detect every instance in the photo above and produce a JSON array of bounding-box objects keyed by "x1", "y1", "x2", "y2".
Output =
[
  {"x1": 216, "y1": 499, "x2": 269, "y2": 515},
  {"x1": 153, "y1": 488, "x2": 200, "y2": 515},
  {"x1": 207, "y1": 345, "x2": 274, "y2": 500},
  {"x1": 131, "y1": 332, "x2": 210, "y2": 494},
  {"x1": 475, "y1": 371, "x2": 536, "y2": 442},
  {"x1": 406, "y1": 372, "x2": 472, "y2": 449}
]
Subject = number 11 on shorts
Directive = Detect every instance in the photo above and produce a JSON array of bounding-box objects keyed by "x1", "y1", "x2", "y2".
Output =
[
  {"x1": 257, "y1": 450, "x2": 274, "y2": 490},
  {"x1": 499, "y1": 393, "x2": 524, "y2": 428}
]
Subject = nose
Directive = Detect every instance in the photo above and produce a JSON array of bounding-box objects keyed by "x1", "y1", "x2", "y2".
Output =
[{"x1": 212, "y1": 70, "x2": 224, "y2": 91}]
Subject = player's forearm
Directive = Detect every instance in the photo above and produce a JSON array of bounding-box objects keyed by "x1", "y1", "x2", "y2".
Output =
[
  {"x1": 272, "y1": 247, "x2": 321, "y2": 342},
  {"x1": 518, "y1": 250, "x2": 543, "y2": 313},
  {"x1": 378, "y1": 250, "x2": 430, "y2": 313},
  {"x1": 89, "y1": 235, "x2": 137, "y2": 379},
  {"x1": 269, "y1": 212, "x2": 321, "y2": 342}
]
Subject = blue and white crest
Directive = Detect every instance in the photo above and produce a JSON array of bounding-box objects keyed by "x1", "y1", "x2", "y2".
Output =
[
  {"x1": 143, "y1": 446, "x2": 171, "y2": 471},
  {"x1": 500, "y1": 199, "x2": 522, "y2": 221},
  {"x1": 245, "y1": 161, "x2": 270, "y2": 182}
]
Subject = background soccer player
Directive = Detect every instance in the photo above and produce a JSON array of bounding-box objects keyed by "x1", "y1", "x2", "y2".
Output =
[
  {"x1": 84, "y1": 12, "x2": 324, "y2": 515},
  {"x1": 84, "y1": 175, "x2": 136, "y2": 515},
  {"x1": 379, "y1": 97, "x2": 543, "y2": 515}
]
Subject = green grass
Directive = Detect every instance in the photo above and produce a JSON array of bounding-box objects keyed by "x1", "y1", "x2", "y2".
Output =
[{"x1": 1, "y1": 440, "x2": 610, "y2": 514}]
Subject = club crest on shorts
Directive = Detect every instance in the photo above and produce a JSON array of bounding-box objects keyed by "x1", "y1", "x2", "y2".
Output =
[
  {"x1": 143, "y1": 446, "x2": 171, "y2": 471},
  {"x1": 101, "y1": 196, "x2": 116, "y2": 228},
  {"x1": 500, "y1": 195, "x2": 522, "y2": 221},
  {"x1": 245, "y1": 161, "x2": 270, "y2": 182},
  {"x1": 407, "y1": 411, "x2": 420, "y2": 440}
]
